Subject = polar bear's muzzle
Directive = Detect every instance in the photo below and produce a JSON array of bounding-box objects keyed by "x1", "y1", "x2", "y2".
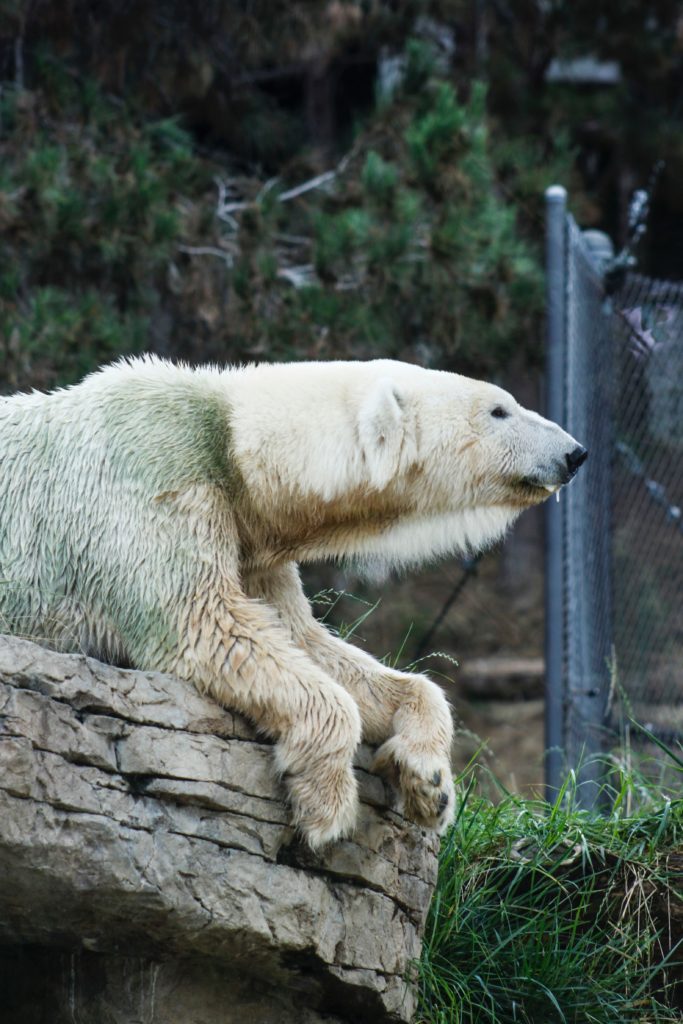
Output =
[{"x1": 520, "y1": 443, "x2": 588, "y2": 496}]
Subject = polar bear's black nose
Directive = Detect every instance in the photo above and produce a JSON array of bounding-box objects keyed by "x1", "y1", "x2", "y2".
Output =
[{"x1": 566, "y1": 445, "x2": 588, "y2": 477}]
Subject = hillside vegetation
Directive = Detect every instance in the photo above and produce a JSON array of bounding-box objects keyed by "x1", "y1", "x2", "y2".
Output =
[{"x1": 3, "y1": 1, "x2": 681, "y2": 392}]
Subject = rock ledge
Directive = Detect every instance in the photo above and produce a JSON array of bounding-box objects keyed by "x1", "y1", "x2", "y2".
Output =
[{"x1": 0, "y1": 635, "x2": 438, "y2": 1023}]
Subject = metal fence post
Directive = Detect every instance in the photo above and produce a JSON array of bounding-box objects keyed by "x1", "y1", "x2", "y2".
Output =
[
  {"x1": 540, "y1": 188, "x2": 569, "y2": 802},
  {"x1": 544, "y1": 185, "x2": 567, "y2": 803},
  {"x1": 564, "y1": 222, "x2": 613, "y2": 810}
]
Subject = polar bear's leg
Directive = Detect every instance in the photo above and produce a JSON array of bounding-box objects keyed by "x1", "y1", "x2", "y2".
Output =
[
  {"x1": 106, "y1": 485, "x2": 360, "y2": 849},
  {"x1": 245, "y1": 565, "x2": 455, "y2": 832},
  {"x1": 158, "y1": 584, "x2": 362, "y2": 849}
]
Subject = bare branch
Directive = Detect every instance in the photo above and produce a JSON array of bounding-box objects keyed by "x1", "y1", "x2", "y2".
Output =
[
  {"x1": 177, "y1": 245, "x2": 234, "y2": 266},
  {"x1": 276, "y1": 264, "x2": 316, "y2": 288},
  {"x1": 278, "y1": 169, "x2": 336, "y2": 203},
  {"x1": 214, "y1": 155, "x2": 347, "y2": 226},
  {"x1": 214, "y1": 177, "x2": 244, "y2": 225}
]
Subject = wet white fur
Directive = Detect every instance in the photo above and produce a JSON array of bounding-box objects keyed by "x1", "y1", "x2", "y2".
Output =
[{"x1": 0, "y1": 357, "x2": 581, "y2": 847}]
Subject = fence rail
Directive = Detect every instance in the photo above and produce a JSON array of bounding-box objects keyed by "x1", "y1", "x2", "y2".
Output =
[{"x1": 544, "y1": 187, "x2": 683, "y2": 805}]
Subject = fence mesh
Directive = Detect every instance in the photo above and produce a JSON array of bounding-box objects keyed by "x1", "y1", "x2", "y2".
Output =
[
  {"x1": 546, "y1": 193, "x2": 683, "y2": 800},
  {"x1": 611, "y1": 274, "x2": 683, "y2": 738}
]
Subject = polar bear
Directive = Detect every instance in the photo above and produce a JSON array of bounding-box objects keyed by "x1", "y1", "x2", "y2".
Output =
[{"x1": 0, "y1": 358, "x2": 586, "y2": 847}]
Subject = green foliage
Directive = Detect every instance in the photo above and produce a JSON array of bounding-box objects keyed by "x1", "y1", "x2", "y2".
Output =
[
  {"x1": 418, "y1": 767, "x2": 682, "y2": 1023},
  {"x1": 0, "y1": 72, "x2": 206, "y2": 392},
  {"x1": 0, "y1": 288, "x2": 148, "y2": 390},
  {"x1": 361, "y1": 151, "x2": 399, "y2": 207},
  {"x1": 406, "y1": 81, "x2": 468, "y2": 182},
  {"x1": 0, "y1": 17, "x2": 583, "y2": 391},
  {"x1": 1, "y1": 0, "x2": 680, "y2": 391},
  {"x1": 220, "y1": 51, "x2": 551, "y2": 371}
]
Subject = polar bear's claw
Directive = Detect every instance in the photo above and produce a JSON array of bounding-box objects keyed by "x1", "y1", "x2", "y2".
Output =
[{"x1": 373, "y1": 736, "x2": 455, "y2": 833}]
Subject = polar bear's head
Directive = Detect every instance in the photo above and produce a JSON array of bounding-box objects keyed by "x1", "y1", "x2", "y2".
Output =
[
  {"x1": 357, "y1": 367, "x2": 585, "y2": 504},
  {"x1": 229, "y1": 359, "x2": 586, "y2": 570},
  {"x1": 343, "y1": 362, "x2": 586, "y2": 568}
]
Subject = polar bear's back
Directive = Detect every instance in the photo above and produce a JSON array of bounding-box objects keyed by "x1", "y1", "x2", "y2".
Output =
[
  {"x1": 0, "y1": 360, "x2": 235, "y2": 656},
  {"x1": 0, "y1": 359, "x2": 235, "y2": 499}
]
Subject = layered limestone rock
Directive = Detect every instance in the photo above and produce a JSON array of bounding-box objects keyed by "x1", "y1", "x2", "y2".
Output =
[{"x1": 0, "y1": 635, "x2": 438, "y2": 1023}]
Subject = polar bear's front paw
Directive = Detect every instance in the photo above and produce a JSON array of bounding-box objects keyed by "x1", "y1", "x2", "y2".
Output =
[
  {"x1": 373, "y1": 736, "x2": 455, "y2": 833},
  {"x1": 284, "y1": 758, "x2": 359, "y2": 851}
]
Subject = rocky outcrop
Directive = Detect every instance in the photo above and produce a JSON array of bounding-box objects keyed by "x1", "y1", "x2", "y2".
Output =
[{"x1": 0, "y1": 635, "x2": 438, "y2": 1023}]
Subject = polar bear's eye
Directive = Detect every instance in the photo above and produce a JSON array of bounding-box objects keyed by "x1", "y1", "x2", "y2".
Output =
[{"x1": 491, "y1": 406, "x2": 510, "y2": 419}]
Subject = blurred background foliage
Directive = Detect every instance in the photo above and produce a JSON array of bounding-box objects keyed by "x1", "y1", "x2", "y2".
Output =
[{"x1": 1, "y1": 0, "x2": 681, "y2": 392}]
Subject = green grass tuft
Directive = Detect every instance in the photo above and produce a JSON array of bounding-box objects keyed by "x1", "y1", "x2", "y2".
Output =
[{"x1": 418, "y1": 764, "x2": 683, "y2": 1023}]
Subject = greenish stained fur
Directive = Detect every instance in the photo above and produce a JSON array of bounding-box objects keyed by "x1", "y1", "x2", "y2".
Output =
[
  {"x1": 101, "y1": 379, "x2": 242, "y2": 496},
  {"x1": 0, "y1": 363, "x2": 244, "y2": 665}
]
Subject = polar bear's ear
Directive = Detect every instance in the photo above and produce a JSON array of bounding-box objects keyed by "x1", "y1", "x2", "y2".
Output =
[{"x1": 358, "y1": 377, "x2": 406, "y2": 488}]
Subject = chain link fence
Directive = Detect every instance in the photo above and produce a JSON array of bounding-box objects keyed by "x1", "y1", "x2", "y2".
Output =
[{"x1": 544, "y1": 187, "x2": 683, "y2": 805}]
